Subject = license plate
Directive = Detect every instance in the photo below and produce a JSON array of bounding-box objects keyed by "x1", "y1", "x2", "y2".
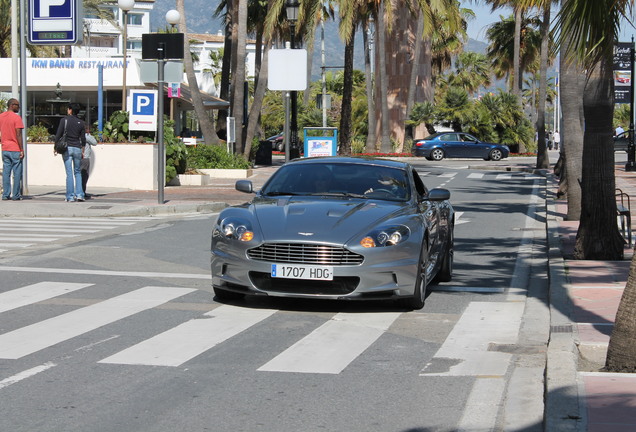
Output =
[{"x1": 271, "y1": 264, "x2": 333, "y2": 280}]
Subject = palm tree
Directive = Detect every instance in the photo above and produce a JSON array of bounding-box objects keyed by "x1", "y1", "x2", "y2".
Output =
[
  {"x1": 176, "y1": 0, "x2": 219, "y2": 145},
  {"x1": 552, "y1": 0, "x2": 635, "y2": 371}
]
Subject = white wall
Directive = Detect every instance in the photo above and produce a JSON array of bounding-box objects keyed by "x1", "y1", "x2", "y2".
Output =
[{"x1": 26, "y1": 142, "x2": 158, "y2": 190}]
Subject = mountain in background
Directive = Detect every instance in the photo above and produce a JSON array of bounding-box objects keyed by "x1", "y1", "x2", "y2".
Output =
[{"x1": 149, "y1": 0, "x2": 489, "y2": 81}]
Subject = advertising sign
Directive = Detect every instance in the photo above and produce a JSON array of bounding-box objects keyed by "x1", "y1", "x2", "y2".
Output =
[
  {"x1": 129, "y1": 90, "x2": 158, "y2": 132},
  {"x1": 29, "y1": 0, "x2": 83, "y2": 45},
  {"x1": 614, "y1": 42, "x2": 633, "y2": 104}
]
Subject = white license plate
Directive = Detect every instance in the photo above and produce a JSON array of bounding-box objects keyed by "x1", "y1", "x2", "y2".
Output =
[{"x1": 271, "y1": 264, "x2": 333, "y2": 280}]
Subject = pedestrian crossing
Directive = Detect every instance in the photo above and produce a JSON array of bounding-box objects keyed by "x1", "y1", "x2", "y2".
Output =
[
  {"x1": 417, "y1": 170, "x2": 529, "y2": 181},
  {"x1": 0, "y1": 217, "x2": 159, "y2": 254},
  {"x1": 0, "y1": 281, "x2": 408, "y2": 374}
]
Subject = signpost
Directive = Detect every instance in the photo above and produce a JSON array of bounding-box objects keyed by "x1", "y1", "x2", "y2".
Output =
[
  {"x1": 29, "y1": 0, "x2": 83, "y2": 45},
  {"x1": 128, "y1": 90, "x2": 158, "y2": 132}
]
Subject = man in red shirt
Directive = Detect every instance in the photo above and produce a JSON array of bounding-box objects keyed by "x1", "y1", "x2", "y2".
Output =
[{"x1": 1, "y1": 98, "x2": 25, "y2": 200}]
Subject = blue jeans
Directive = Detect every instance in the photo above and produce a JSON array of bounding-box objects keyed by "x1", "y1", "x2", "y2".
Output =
[
  {"x1": 62, "y1": 146, "x2": 84, "y2": 201},
  {"x1": 2, "y1": 150, "x2": 22, "y2": 200}
]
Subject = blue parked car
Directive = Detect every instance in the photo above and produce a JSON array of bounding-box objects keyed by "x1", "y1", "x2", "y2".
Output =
[{"x1": 412, "y1": 132, "x2": 510, "y2": 161}]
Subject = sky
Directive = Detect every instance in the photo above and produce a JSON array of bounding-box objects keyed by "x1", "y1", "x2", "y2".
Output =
[{"x1": 462, "y1": 1, "x2": 636, "y2": 43}]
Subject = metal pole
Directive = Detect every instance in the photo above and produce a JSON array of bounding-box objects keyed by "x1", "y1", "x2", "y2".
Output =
[
  {"x1": 98, "y1": 64, "x2": 104, "y2": 140},
  {"x1": 627, "y1": 37, "x2": 636, "y2": 171},
  {"x1": 19, "y1": 0, "x2": 27, "y2": 195},
  {"x1": 284, "y1": 91, "x2": 290, "y2": 162},
  {"x1": 321, "y1": 16, "x2": 327, "y2": 128},
  {"x1": 289, "y1": 22, "x2": 300, "y2": 159},
  {"x1": 158, "y1": 43, "x2": 166, "y2": 204},
  {"x1": 11, "y1": 0, "x2": 18, "y2": 97},
  {"x1": 122, "y1": 10, "x2": 128, "y2": 111}
]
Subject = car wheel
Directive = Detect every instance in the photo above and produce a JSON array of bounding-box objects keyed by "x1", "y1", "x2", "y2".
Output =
[
  {"x1": 400, "y1": 242, "x2": 428, "y2": 310},
  {"x1": 431, "y1": 148, "x2": 445, "y2": 161},
  {"x1": 434, "y1": 226, "x2": 453, "y2": 283},
  {"x1": 213, "y1": 287, "x2": 245, "y2": 302},
  {"x1": 489, "y1": 149, "x2": 503, "y2": 161}
]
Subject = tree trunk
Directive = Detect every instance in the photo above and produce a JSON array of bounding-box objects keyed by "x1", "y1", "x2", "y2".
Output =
[
  {"x1": 535, "y1": 4, "x2": 550, "y2": 169},
  {"x1": 243, "y1": 41, "x2": 271, "y2": 159},
  {"x1": 512, "y1": 7, "x2": 522, "y2": 97},
  {"x1": 376, "y1": 4, "x2": 391, "y2": 153},
  {"x1": 231, "y1": 0, "x2": 247, "y2": 154},
  {"x1": 560, "y1": 38, "x2": 584, "y2": 220},
  {"x1": 176, "y1": 0, "x2": 219, "y2": 145},
  {"x1": 404, "y1": 11, "x2": 424, "y2": 144},
  {"x1": 364, "y1": 22, "x2": 377, "y2": 152},
  {"x1": 216, "y1": 7, "x2": 233, "y2": 140},
  {"x1": 573, "y1": 57, "x2": 624, "y2": 260},
  {"x1": 606, "y1": 252, "x2": 636, "y2": 372},
  {"x1": 339, "y1": 35, "x2": 354, "y2": 156}
]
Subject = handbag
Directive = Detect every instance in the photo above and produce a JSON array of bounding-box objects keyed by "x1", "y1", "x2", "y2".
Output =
[{"x1": 54, "y1": 119, "x2": 68, "y2": 154}]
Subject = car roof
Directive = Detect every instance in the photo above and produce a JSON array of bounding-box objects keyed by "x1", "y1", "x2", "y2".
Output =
[{"x1": 286, "y1": 156, "x2": 411, "y2": 171}]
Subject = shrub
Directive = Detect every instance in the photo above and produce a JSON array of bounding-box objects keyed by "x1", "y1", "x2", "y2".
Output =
[
  {"x1": 186, "y1": 144, "x2": 252, "y2": 170},
  {"x1": 27, "y1": 124, "x2": 51, "y2": 142}
]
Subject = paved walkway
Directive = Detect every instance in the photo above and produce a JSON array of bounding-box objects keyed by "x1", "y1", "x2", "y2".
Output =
[{"x1": 548, "y1": 161, "x2": 636, "y2": 432}]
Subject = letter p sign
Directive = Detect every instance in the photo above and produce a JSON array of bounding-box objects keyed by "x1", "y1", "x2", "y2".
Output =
[{"x1": 133, "y1": 93, "x2": 155, "y2": 115}]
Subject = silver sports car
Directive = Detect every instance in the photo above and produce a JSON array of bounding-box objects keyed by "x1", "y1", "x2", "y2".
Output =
[{"x1": 210, "y1": 157, "x2": 454, "y2": 309}]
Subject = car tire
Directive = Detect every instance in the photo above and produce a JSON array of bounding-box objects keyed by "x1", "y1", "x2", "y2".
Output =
[
  {"x1": 434, "y1": 226, "x2": 453, "y2": 283},
  {"x1": 489, "y1": 149, "x2": 503, "y2": 161},
  {"x1": 400, "y1": 241, "x2": 429, "y2": 310},
  {"x1": 431, "y1": 148, "x2": 445, "y2": 161},
  {"x1": 213, "y1": 287, "x2": 245, "y2": 302}
]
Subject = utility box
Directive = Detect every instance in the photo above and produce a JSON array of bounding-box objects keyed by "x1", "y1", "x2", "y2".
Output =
[{"x1": 303, "y1": 127, "x2": 338, "y2": 158}]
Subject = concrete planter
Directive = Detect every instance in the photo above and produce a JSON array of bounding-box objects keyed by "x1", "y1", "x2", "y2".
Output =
[
  {"x1": 198, "y1": 168, "x2": 253, "y2": 179},
  {"x1": 177, "y1": 173, "x2": 210, "y2": 186}
]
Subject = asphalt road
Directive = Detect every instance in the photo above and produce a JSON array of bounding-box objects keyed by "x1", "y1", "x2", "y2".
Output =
[{"x1": 0, "y1": 162, "x2": 548, "y2": 432}]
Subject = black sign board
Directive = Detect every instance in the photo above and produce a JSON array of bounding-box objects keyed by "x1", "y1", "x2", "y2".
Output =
[
  {"x1": 613, "y1": 42, "x2": 633, "y2": 104},
  {"x1": 142, "y1": 33, "x2": 185, "y2": 60}
]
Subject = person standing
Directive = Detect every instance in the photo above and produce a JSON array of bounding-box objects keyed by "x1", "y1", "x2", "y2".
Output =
[
  {"x1": 1, "y1": 98, "x2": 25, "y2": 201},
  {"x1": 81, "y1": 124, "x2": 97, "y2": 198},
  {"x1": 553, "y1": 130, "x2": 561, "y2": 151},
  {"x1": 55, "y1": 102, "x2": 86, "y2": 202}
]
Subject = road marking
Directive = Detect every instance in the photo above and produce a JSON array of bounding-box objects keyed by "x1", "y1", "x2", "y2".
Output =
[
  {"x1": 0, "y1": 362, "x2": 57, "y2": 390},
  {"x1": 0, "y1": 286, "x2": 195, "y2": 359},
  {"x1": 456, "y1": 377, "x2": 505, "y2": 431},
  {"x1": 421, "y1": 302, "x2": 523, "y2": 377},
  {"x1": 0, "y1": 281, "x2": 92, "y2": 313},
  {"x1": 467, "y1": 173, "x2": 484, "y2": 179},
  {"x1": 100, "y1": 305, "x2": 277, "y2": 367},
  {"x1": 258, "y1": 312, "x2": 400, "y2": 374},
  {"x1": 440, "y1": 172, "x2": 457, "y2": 178},
  {"x1": 495, "y1": 174, "x2": 512, "y2": 180},
  {"x1": 431, "y1": 286, "x2": 505, "y2": 293},
  {"x1": 0, "y1": 266, "x2": 210, "y2": 280}
]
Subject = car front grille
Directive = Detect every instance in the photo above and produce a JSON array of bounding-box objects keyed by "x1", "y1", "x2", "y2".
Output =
[{"x1": 247, "y1": 243, "x2": 363, "y2": 265}]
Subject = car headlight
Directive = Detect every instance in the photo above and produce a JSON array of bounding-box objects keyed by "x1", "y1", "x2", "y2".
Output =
[
  {"x1": 360, "y1": 225, "x2": 410, "y2": 248},
  {"x1": 215, "y1": 218, "x2": 255, "y2": 242}
]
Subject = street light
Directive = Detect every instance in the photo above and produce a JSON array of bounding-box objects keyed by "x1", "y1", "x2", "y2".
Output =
[
  {"x1": 118, "y1": 0, "x2": 135, "y2": 111},
  {"x1": 285, "y1": 0, "x2": 300, "y2": 159},
  {"x1": 165, "y1": 9, "x2": 180, "y2": 32}
]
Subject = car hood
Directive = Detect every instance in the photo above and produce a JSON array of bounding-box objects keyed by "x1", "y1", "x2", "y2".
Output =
[{"x1": 250, "y1": 196, "x2": 406, "y2": 244}]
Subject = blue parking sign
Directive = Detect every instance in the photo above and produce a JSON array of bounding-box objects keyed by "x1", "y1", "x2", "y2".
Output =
[
  {"x1": 133, "y1": 93, "x2": 156, "y2": 115},
  {"x1": 29, "y1": 0, "x2": 83, "y2": 44}
]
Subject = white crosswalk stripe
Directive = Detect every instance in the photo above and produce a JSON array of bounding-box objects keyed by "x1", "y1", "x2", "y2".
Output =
[
  {"x1": 258, "y1": 312, "x2": 401, "y2": 374},
  {"x1": 0, "y1": 217, "x2": 157, "y2": 254},
  {"x1": 100, "y1": 305, "x2": 277, "y2": 367},
  {"x1": 0, "y1": 281, "x2": 405, "y2": 375},
  {"x1": 0, "y1": 281, "x2": 92, "y2": 313},
  {"x1": 0, "y1": 286, "x2": 195, "y2": 359}
]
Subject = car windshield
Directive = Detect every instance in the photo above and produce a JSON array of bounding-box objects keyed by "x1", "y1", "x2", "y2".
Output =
[{"x1": 261, "y1": 162, "x2": 410, "y2": 201}]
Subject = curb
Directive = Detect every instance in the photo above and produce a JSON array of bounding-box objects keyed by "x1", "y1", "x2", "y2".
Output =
[{"x1": 544, "y1": 172, "x2": 583, "y2": 432}]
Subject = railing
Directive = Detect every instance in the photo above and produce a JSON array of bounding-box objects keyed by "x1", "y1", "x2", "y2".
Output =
[{"x1": 616, "y1": 188, "x2": 632, "y2": 247}]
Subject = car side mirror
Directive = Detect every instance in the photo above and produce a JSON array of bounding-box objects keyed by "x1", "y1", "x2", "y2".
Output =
[
  {"x1": 426, "y1": 188, "x2": 451, "y2": 201},
  {"x1": 236, "y1": 180, "x2": 254, "y2": 194}
]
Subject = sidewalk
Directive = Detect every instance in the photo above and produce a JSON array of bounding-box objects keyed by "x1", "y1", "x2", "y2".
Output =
[
  {"x1": 547, "y1": 161, "x2": 636, "y2": 432},
  {"x1": 0, "y1": 163, "x2": 281, "y2": 218}
]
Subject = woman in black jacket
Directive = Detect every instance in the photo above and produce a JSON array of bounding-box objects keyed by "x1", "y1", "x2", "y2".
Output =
[{"x1": 55, "y1": 102, "x2": 86, "y2": 202}]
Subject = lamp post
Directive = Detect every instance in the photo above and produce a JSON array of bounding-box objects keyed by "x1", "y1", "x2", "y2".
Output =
[
  {"x1": 286, "y1": 0, "x2": 300, "y2": 159},
  {"x1": 118, "y1": 0, "x2": 135, "y2": 111},
  {"x1": 165, "y1": 9, "x2": 180, "y2": 32},
  {"x1": 627, "y1": 38, "x2": 636, "y2": 171}
]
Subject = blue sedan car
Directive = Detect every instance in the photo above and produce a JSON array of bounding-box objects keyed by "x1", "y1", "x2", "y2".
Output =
[{"x1": 412, "y1": 132, "x2": 510, "y2": 161}]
